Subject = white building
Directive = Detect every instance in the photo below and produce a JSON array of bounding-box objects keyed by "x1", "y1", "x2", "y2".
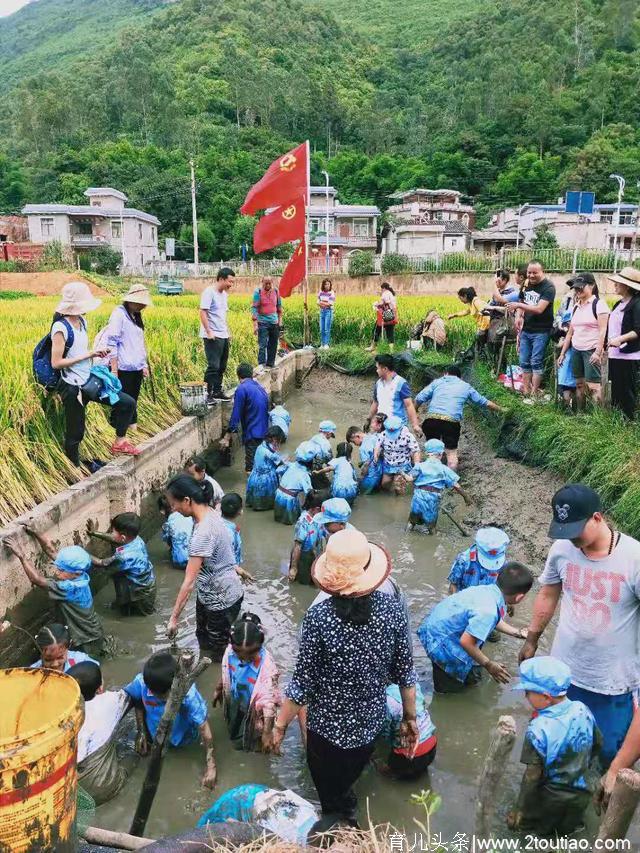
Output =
[
  {"x1": 473, "y1": 200, "x2": 640, "y2": 253},
  {"x1": 23, "y1": 187, "x2": 160, "y2": 273},
  {"x1": 307, "y1": 186, "x2": 380, "y2": 261},
  {"x1": 382, "y1": 189, "x2": 475, "y2": 257}
]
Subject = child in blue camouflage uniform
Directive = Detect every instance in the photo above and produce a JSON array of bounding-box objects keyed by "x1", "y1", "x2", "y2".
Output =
[
  {"x1": 404, "y1": 439, "x2": 470, "y2": 532},
  {"x1": 508, "y1": 656, "x2": 602, "y2": 836},
  {"x1": 313, "y1": 498, "x2": 355, "y2": 558},
  {"x1": 317, "y1": 442, "x2": 359, "y2": 505},
  {"x1": 289, "y1": 491, "x2": 324, "y2": 584},
  {"x1": 418, "y1": 562, "x2": 533, "y2": 693},
  {"x1": 106, "y1": 513, "x2": 156, "y2": 616},
  {"x1": 448, "y1": 526, "x2": 510, "y2": 593},
  {"x1": 274, "y1": 442, "x2": 315, "y2": 525},
  {"x1": 346, "y1": 415, "x2": 385, "y2": 494},
  {"x1": 246, "y1": 427, "x2": 286, "y2": 512},
  {"x1": 269, "y1": 404, "x2": 291, "y2": 441},
  {"x1": 221, "y1": 493, "x2": 244, "y2": 567},
  {"x1": 309, "y1": 419, "x2": 336, "y2": 490},
  {"x1": 159, "y1": 495, "x2": 194, "y2": 570}
]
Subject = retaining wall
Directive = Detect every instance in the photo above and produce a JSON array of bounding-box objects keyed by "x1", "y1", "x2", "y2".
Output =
[{"x1": 0, "y1": 349, "x2": 314, "y2": 665}]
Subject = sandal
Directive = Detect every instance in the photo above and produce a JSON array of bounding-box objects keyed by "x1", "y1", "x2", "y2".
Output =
[{"x1": 111, "y1": 441, "x2": 142, "y2": 456}]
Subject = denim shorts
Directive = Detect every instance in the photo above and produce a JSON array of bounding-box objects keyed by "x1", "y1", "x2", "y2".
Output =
[
  {"x1": 571, "y1": 348, "x2": 601, "y2": 383},
  {"x1": 519, "y1": 331, "x2": 550, "y2": 375}
]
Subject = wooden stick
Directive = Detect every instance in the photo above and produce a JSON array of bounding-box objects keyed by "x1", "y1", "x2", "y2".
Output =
[
  {"x1": 129, "y1": 651, "x2": 211, "y2": 837},
  {"x1": 597, "y1": 768, "x2": 640, "y2": 842},
  {"x1": 495, "y1": 334, "x2": 507, "y2": 377},
  {"x1": 475, "y1": 715, "x2": 517, "y2": 838},
  {"x1": 81, "y1": 826, "x2": 155, "y2": 850},
  {"x1": 440, "y1": 504, "x2": 468, "y2": 536}
]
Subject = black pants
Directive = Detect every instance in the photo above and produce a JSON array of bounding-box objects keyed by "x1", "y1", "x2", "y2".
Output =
[
  {"x1": 609, "y1": 358, "x2": 639, "y2": 419},
  {"x1": 118, "y1": 370, "x2": 143, "y2": 424},
  {"x1": 244, "y1": 438, "x2": 261, "y2": 473},
  {"x1": 203, "y1": 338, "x2": 230, "y2": 396},
  {"x1": 387, "y1": 744, "x2": 436, "y2": 780},
  {"x1": 373, "y1": 323, "x2": 395, "y2": 344},
  {"x1": 195, "y1": 595, "x2": 243, "y2": 661},
  {"x1": 257, "y1": 322, "x2": 279, "y2": 367},
  {"x1": 58, "y1": 380, "x2": 136, "y2": 466},
  {"x1": 306, "y1": 728, "x2": 375, "y2": 822},
  {"x1": 432, "y1": 660, "x2": 482, "y2": 693}
]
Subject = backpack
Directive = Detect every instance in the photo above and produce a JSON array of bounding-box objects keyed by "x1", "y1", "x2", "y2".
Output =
[
  {"x1": 572, "y1": 297, "x2": 600, "y2": 320},
  {"x1": 33, "y1": 317, "x2": 77, "y2": 390}
]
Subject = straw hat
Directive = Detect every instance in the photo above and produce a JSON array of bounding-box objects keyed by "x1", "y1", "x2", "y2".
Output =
[
  {"x1": 607, "y1": 266, "x2": 640, "y2": 292},
  {"x1": 312, "y1": 528, "x2": 391, "y2": 598},
  {"x1": 55, "y1": 281, "x2": 102, "y2": 316},
  {"x1": 122, "y1": 283, "x2": 153, "y2": 306}
]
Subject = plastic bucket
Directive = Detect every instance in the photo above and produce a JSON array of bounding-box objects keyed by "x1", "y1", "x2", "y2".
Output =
[
  {"x1": 179, "y1": 382, "x2": 208, "y2": 416},
  {"x1": 0, "y1": 668, "x2": 84, "y2": 853}
]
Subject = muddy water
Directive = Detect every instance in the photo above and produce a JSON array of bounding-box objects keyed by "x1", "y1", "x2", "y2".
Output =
[{"x1": 95, "y1": 374, "x2": 569, "y2": 843}]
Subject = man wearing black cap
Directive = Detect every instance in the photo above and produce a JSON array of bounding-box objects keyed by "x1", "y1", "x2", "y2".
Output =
[{"x1": 520, "y1": 483, "x2": 640, "y2": 769}]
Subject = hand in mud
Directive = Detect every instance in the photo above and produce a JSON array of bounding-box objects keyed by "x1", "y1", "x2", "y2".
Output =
[
  {"x1": 18, "y1": 521, "x2": 37, "y2": 537},
  {"x1": 166, "y1": 618, "x2": 178, "y2": 641},
  {"x1": 506, "y1": 810, "x2": 521, "y2": 830},
  {"x1": 261, "y1": 730, "x2": 273, "y2": 754},
  {"x1": 271, "y1": 726, "x2": 286, "y2": 755},
  {"x1": 485, "y1": 660, "x2": 511, "y2": 684},
  {"x1": 135, "y1": 732, "x2": 150, "y2": 756},
  {"x1": 518, "y1": 638, "x2": 537, "y2": 664},
  {"x1": 236, "y1": 567, "x2": 255, "y2": 583},
  {"x1": 212, "y1": 685, "x2": 224, "y2": 708},
  {"x1": 288, "y1": 567, "x2": 298, "y2": 582},
  {"x1": 399, "y1": 719, "x2": 420, "y2": 758},
  {"x1": 594, "y1": 769, "x2": 616, "y2": 815},
  {"x1": 3, "y1": 537, "x2": 24, "y2": 558},
  {"x1": 463, "y1": 495, "x2": 473, "y2": 506},
  {"x1": 201, "y1": 763, "x2": 217, "y2": 790},
  {"x1": 86, "y1": 519, "x2": 96, "y2": 535}
]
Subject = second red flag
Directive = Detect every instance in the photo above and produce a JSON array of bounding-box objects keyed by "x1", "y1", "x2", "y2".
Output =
[{"x1": 253, "y1": 198, "x2": 305, "y2": 254}]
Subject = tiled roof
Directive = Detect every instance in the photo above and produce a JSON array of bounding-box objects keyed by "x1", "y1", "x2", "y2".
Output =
[{"x1": 22, "y1": 204, "x2": 160, "y2": 226}]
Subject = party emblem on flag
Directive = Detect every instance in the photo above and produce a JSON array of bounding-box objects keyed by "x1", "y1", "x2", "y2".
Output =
[
  {"x1": 241, "y1": 142, "x2": 308, "y2": 215},
  {"x1": 280, "y1": 154, "x2": 297, "y2": 173},
  {"x1": 282, "y1": 205, "x2": 297, "y2": 220},
  {"x1": 253, "y1": 197, "x2": 305, "y2": 254}
]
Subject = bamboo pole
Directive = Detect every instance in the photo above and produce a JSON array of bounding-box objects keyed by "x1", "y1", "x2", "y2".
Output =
[
  {"x1": 440, "y1": 505, "x2": 468, "y2": 537},
  {"x1": 597, "y1": 769, "x2": 640, "y2": 843},
  {"x1": 475, "y1": 715, "x2": 517, "y2": 838},
  {"x1": 129, "y1": 651, "x2": 211, "y2": 837},
  {"x1": 81, "y1": 826, "x2": 155, "y2": 850}
]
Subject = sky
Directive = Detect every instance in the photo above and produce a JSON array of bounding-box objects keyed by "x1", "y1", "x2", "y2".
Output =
[{"x1": 0, "y1": 0, "x2": 31, "y2": 15}]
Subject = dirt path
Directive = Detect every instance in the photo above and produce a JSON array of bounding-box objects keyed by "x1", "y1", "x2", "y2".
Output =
[
  {"x1": 0, "y1": 270, "x2": 107, "y2": 296},
  {"x1": 307, "y1": 367, "x2": 562, "y2": 571}
]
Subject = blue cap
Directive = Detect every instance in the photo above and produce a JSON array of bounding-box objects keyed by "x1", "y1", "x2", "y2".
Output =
[
  {"x1": 514, "y1": 656, "x2": 572, "y2": 697},
  {"x1": 319, "y1": 420, "x2": 337, "y2": 434},
  {"x1": 475, "y1": 526, "x2": 510, "y2": 571},
  {"x1": 315, "y1": 498, "x2": 352, "y2": 526},
  {"x1": 424, "y1": 438, "x2": 445, "y2": 455},
  {"x1": 384, "y1": 415, "x2": 403, "y2": 434},
  {"x1": 295, "y1": 441, "x2": 317, "y2": 462},
  {"x1": 54, "y1": 545, "x2": 93, "y2": 574}
]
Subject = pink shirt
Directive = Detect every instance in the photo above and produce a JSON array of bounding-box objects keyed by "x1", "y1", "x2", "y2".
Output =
[
  {"x1": 570, "y1": 296, "x2": 609, "y2": 352},
  {"x1": 608, "y1": 299, "x2": 640, "y2": 361}
]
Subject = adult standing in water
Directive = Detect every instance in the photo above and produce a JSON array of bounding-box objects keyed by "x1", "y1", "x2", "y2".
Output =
[
  {"x1": 520, "y1": 484, "x2": 640, "y2": 769},
  {"x1": 317, "y1": 278, "x2": 336, "y2": 349},
  {"x1": 366, "y1": 282, "x2": 398, "y2": 353},
  {"x1": 369, "y1": 354, "x2": 421, "y2": 432},
  {"x1": 606, "y1": 266, "x2": 640, "y2": 419},
  {"x1": 272, "y1": 529, "x2": 418, "y2": 825},
  {"x1": 51, "y1": 281, "x2": 139, "y2": 465},
  {"x1": 200, "y1": 267, "x2": 235, "y2": 404},
  {"x1": 252, "y1": 276, "x2": 282, "y2": 369},
  {"x1": 220, "y1": 363, "x2": 270, "y2": 474},
  {"x1": 166, "y1": 475, "x2": 247, "y2": 661},
  {"x1": 104, "y1": 283, "x2": 153, "y2": 429}
]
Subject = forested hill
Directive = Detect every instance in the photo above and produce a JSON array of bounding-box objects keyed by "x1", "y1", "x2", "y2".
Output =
[{"x1": 1, "y1": 0, "x2": 640, "y2": 258}]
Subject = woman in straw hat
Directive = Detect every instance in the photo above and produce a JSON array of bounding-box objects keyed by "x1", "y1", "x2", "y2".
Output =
[
  {"x1": 103, "y1": 283, "x2": 153, "y2": 429},
  {"x1": 606, "y1": 266, "x2": 640, "y2": 418},
  {"x1": 272, "y1": 529, "x2": 418, "y2": 825},
  {"x1": 51, "y1": 281, "x2": 140, "y2": 465}
]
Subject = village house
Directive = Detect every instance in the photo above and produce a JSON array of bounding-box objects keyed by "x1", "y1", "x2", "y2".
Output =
[
  {"x1": 22, "y1": 187, "x2": 160, "y2": 273},
  {"x1": 307, "y1": 186, "x2": 380, "y2": 264},
  {"x1": 382, "y1": 189, "x2": 475, "y2": 257},
  {"x1": 473, "y1": 199, "x2": 640, "y2": 254}
]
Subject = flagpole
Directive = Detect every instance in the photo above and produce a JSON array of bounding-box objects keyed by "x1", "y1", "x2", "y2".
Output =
[{"x1": 303, "y1": 139, "x2": 310, "y2": 347}]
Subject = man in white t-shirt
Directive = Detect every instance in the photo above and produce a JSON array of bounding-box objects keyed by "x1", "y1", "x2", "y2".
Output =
[
  {"x1": 520, "y1": 484, "x2": 640, "y2": 768},
  {"x1": 199, "y1": 267, "x2": 235, "y2": 404}
]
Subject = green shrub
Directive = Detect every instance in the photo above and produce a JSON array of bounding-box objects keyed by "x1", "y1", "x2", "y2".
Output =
[
  {"x1": 348, "y1": 251, "x2": 375, "y2": 277},
  {"x1": 0, "y1": 290, "x2": 32, "y2": 300},
  {"x1": 381, "y1": 253, "x2": 411, "y2": 274},
  {"x1": 79, "y1": 245, "x2": 122, "y2": 275}
]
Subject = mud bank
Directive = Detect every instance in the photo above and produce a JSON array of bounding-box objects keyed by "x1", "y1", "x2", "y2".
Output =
[{"x1": 0, "y1": 349, "x2": 315, "y2": 666}]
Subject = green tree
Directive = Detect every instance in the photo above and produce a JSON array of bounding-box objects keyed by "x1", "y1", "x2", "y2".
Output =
[
  {"x1": 491, "y1": 150, "x2": 561, "y2": 205},
  {"x1": 532, "y1": 223, "x2": 559, "y2": 250}
]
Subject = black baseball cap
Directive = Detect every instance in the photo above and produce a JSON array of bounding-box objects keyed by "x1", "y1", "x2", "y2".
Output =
[
  {"x1": 549, "y1": 484, "x2": 602, "y2": 539},
  {"x1": 566, "y1": 272, "x2": 596, "y2": 289}
]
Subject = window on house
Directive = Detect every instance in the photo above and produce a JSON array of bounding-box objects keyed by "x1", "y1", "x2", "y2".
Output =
[
  {"x1": 351, "y1": 218, "x2": 370, "y2": 237},
  {"x1": 620, "y1": 212, "x2": 635, "y2": 225},
  {"x1": 111, "y1": 221, "x2": 122, "y2": 239},
  {"x1": 434, "y1": 211, "x2": 443, "y2": 220},
  {"x1": 40, "y1": 217, "x2": 54, "y2": 237},
  {"x1": 91, "y1": 200, "x2": 102, "y2": 207},
  {"x1": 151, "y1": 226, "x2": 156, "y2": 242},
  {"x1": 138, "y1": 223, "x2": 143, "y2": 240},
  {"x1": 600, "y1": 211, "x2": 614, "y2": 224}
]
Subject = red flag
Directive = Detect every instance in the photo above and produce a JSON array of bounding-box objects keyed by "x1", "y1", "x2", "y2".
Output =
[
  {"x1": 241, "y1": 142, "x2": 308, "y2": 215},
  {"x1": 279, "y1": 239, "x2": 306, "y2": 298},
  {"x1": 254, "y1": 197, "x2": 305, "y2": 254}
]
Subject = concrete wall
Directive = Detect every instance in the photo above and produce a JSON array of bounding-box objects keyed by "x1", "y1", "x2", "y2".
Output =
[
  {"x1": 185, "y1": 271, "x2": 618, "y2": 298},
  {"x1": 0, "y1": 349, "x2": 315, "y2": 665}
]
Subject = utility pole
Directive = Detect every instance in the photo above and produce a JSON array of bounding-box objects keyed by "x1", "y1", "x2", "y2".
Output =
[
  {"x1": 321, "y1": 169, "x2": 330, "y2": 273},
  {"x1": 610, "y1": 173, "x2": 625, "y2": 273},
  {"x1": 190, "y1": 158, "x2": 199, "y2": 277},
  {"x1": 632, "y1": 181, "x2": 640, "y2": 264}
]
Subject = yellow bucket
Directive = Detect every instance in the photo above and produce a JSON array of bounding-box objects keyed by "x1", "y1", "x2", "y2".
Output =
[{"x1": 0, "y1": 668, "x2": 84, "y2": 853}]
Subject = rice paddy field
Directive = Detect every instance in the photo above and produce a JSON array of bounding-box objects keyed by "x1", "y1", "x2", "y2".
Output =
[{"x1": 3, "y1": 288, "x2": 640, "y2": 538}]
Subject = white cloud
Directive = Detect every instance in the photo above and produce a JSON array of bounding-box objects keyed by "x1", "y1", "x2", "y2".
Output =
[{"x1": 0, "y1": 0, "x2": 32, "y2": 17}]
